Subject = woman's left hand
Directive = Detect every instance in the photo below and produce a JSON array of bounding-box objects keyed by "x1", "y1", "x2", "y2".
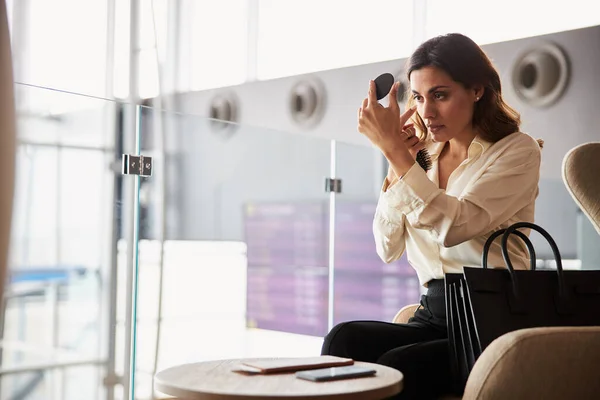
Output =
[{"x1": 358, "y1": 80, "x2": 416, "y2": 157}]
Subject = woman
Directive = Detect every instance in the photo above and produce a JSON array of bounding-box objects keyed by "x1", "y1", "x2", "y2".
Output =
[{"x1": 321, "y1": 33, "x2": 542, "y2": 399}]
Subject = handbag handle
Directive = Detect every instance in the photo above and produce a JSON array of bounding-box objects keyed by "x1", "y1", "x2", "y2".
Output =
[
  {"x1": 482, "y1": 228, "x2": 537, "y2": 271},
  {"x1": 501, "y1": 222, "x2": 566, "y2": 301}
]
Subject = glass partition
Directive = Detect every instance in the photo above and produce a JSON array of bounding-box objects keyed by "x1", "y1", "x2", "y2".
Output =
[
  {"x1": 131, "y1": 107, "x2": 332, "y2": 398},
  {"x1": 3, "y1": 84, "x2": 128, "y2": 399},
  {"x1": 332, "y1": 142, "x2": 421, "y2": 325}
]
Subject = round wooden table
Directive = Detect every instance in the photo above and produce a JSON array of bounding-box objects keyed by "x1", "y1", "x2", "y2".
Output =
[{"x1": 154, "y1": 358, "x2": 403, "y2": 400}]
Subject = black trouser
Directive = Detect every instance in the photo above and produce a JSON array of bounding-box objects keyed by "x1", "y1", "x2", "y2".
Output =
[{"x1": 321, "y1": 279, "x2": 459, "y2": 399}]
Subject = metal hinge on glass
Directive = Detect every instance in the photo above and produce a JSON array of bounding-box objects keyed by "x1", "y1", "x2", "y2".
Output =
[
  {"x1": 325, "y1": 178, "x2": 342, "y2": 193},
  {"x1": 121, "y1": 154, "x2": 153, "y2": 177}
]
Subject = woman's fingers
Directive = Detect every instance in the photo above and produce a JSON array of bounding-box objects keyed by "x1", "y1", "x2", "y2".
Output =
[
  {"x1": 403, "y1": 125, "x2": 416, "y2": 137},
  {"x1": 399, "y1": 106, "x2": 417, "y2": 126},
  {"x1": 402, "y1": 131, "x2": 425, "y2": 158}
]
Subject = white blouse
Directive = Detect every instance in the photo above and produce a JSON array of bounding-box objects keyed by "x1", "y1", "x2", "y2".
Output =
[{"x1": 373, "y1": 131, "x2": 542, "y2": 286}]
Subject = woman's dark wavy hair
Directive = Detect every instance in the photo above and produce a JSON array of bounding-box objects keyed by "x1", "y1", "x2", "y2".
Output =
[{"x1": 404, "y1": 33, "x2": 541, "y2": 146}]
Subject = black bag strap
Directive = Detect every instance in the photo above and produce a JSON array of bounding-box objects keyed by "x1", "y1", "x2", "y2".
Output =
[
  {"x1": 482, "y1": 228, "x2": 537, "y2": 271},
  {"x1": 501, "y1": 222, "x2": 566, "y2": 301}
]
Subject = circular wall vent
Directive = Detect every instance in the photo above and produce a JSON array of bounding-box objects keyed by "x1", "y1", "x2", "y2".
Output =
[
  {"x1": 511, "y1": 42, "x2": 570, "y2": 107},
  {"x1": 289, "y1": 78, "x2": 326, "y2": 128},
  {"x1": 209, "y1": 93, "x2": 239, "y2": 133},
  {"x1": 393, "y1": 72, "x2": 409, "y2": 104},
  {"x1": 396, "y1": 80, "x2": 408, "y2": 104}
]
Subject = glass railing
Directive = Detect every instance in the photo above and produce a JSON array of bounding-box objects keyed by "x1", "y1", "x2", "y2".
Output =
[{"x1": 130, "y1": 106, "x2": 333, "y2": 398}]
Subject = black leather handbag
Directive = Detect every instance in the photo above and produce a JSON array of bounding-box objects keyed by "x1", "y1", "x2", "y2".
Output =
[{"x1": 445, "y1": 221, "x2": 600, "y2": 390}]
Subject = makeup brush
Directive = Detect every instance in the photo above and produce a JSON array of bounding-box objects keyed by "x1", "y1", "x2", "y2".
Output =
[{"x1": 373, "y1": 73, "x2": 432, "y2": 172}]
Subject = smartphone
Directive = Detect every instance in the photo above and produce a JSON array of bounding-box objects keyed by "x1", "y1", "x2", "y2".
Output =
[{"x1": 295, "y1": 365, "x2": 377, "y2": 382}]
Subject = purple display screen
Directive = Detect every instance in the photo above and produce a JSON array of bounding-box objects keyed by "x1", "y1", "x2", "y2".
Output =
[{"x1": 244, "y1": 201, "x2": 420, "y2": 337}]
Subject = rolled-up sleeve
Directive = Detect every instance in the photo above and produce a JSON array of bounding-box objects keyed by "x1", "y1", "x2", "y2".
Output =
[{"x1": 373, "y1": 173, "x2": 411, "y2": 263}]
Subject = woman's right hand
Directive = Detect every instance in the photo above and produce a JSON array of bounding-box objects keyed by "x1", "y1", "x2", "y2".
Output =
[
  {"x1": 401, "y1": 123, "x2": 425, "y2": 159},
  {"x1": 386, "y1": 123, "x2": 425, "y2": 182}
]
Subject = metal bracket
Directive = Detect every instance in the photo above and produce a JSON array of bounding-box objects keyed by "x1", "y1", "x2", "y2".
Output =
[
  {"x1": 325, "y1": 178, "x2": 342, "y2": 194},
  {"x1": 103, "y1": 373, "x2": 122, "y2": 387},
  {"x1": 122, "y1": 154, "x2": 153, "y2": 177}
]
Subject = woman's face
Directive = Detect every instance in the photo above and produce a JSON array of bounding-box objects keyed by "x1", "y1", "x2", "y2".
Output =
[{"x1": 410, "y1": 66, "x2": 479, "y2": 143}]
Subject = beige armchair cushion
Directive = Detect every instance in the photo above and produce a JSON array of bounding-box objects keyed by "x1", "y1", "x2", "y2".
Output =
[
  {"x1": 463, "y1": 326, "x2": 600, "y2": 400},
  {"x1": 392, "y1": 304, "x2": 420, "y2": 324},
  {"x1": 563, "y1": 142, "x2": 600, "y2": 235},
  {"x1": 393, "y1": 307, "x2": 600, "y2": 400}
]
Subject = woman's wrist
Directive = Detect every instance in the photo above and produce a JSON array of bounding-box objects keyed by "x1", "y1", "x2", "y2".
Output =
[{"x1": 383, "y1": 144, "x2": 415, "y2": 178}]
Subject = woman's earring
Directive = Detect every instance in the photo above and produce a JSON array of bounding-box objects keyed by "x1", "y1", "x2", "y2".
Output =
[{"x1": 475, "y1": 96, "x2": 480, "y2": 102}]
